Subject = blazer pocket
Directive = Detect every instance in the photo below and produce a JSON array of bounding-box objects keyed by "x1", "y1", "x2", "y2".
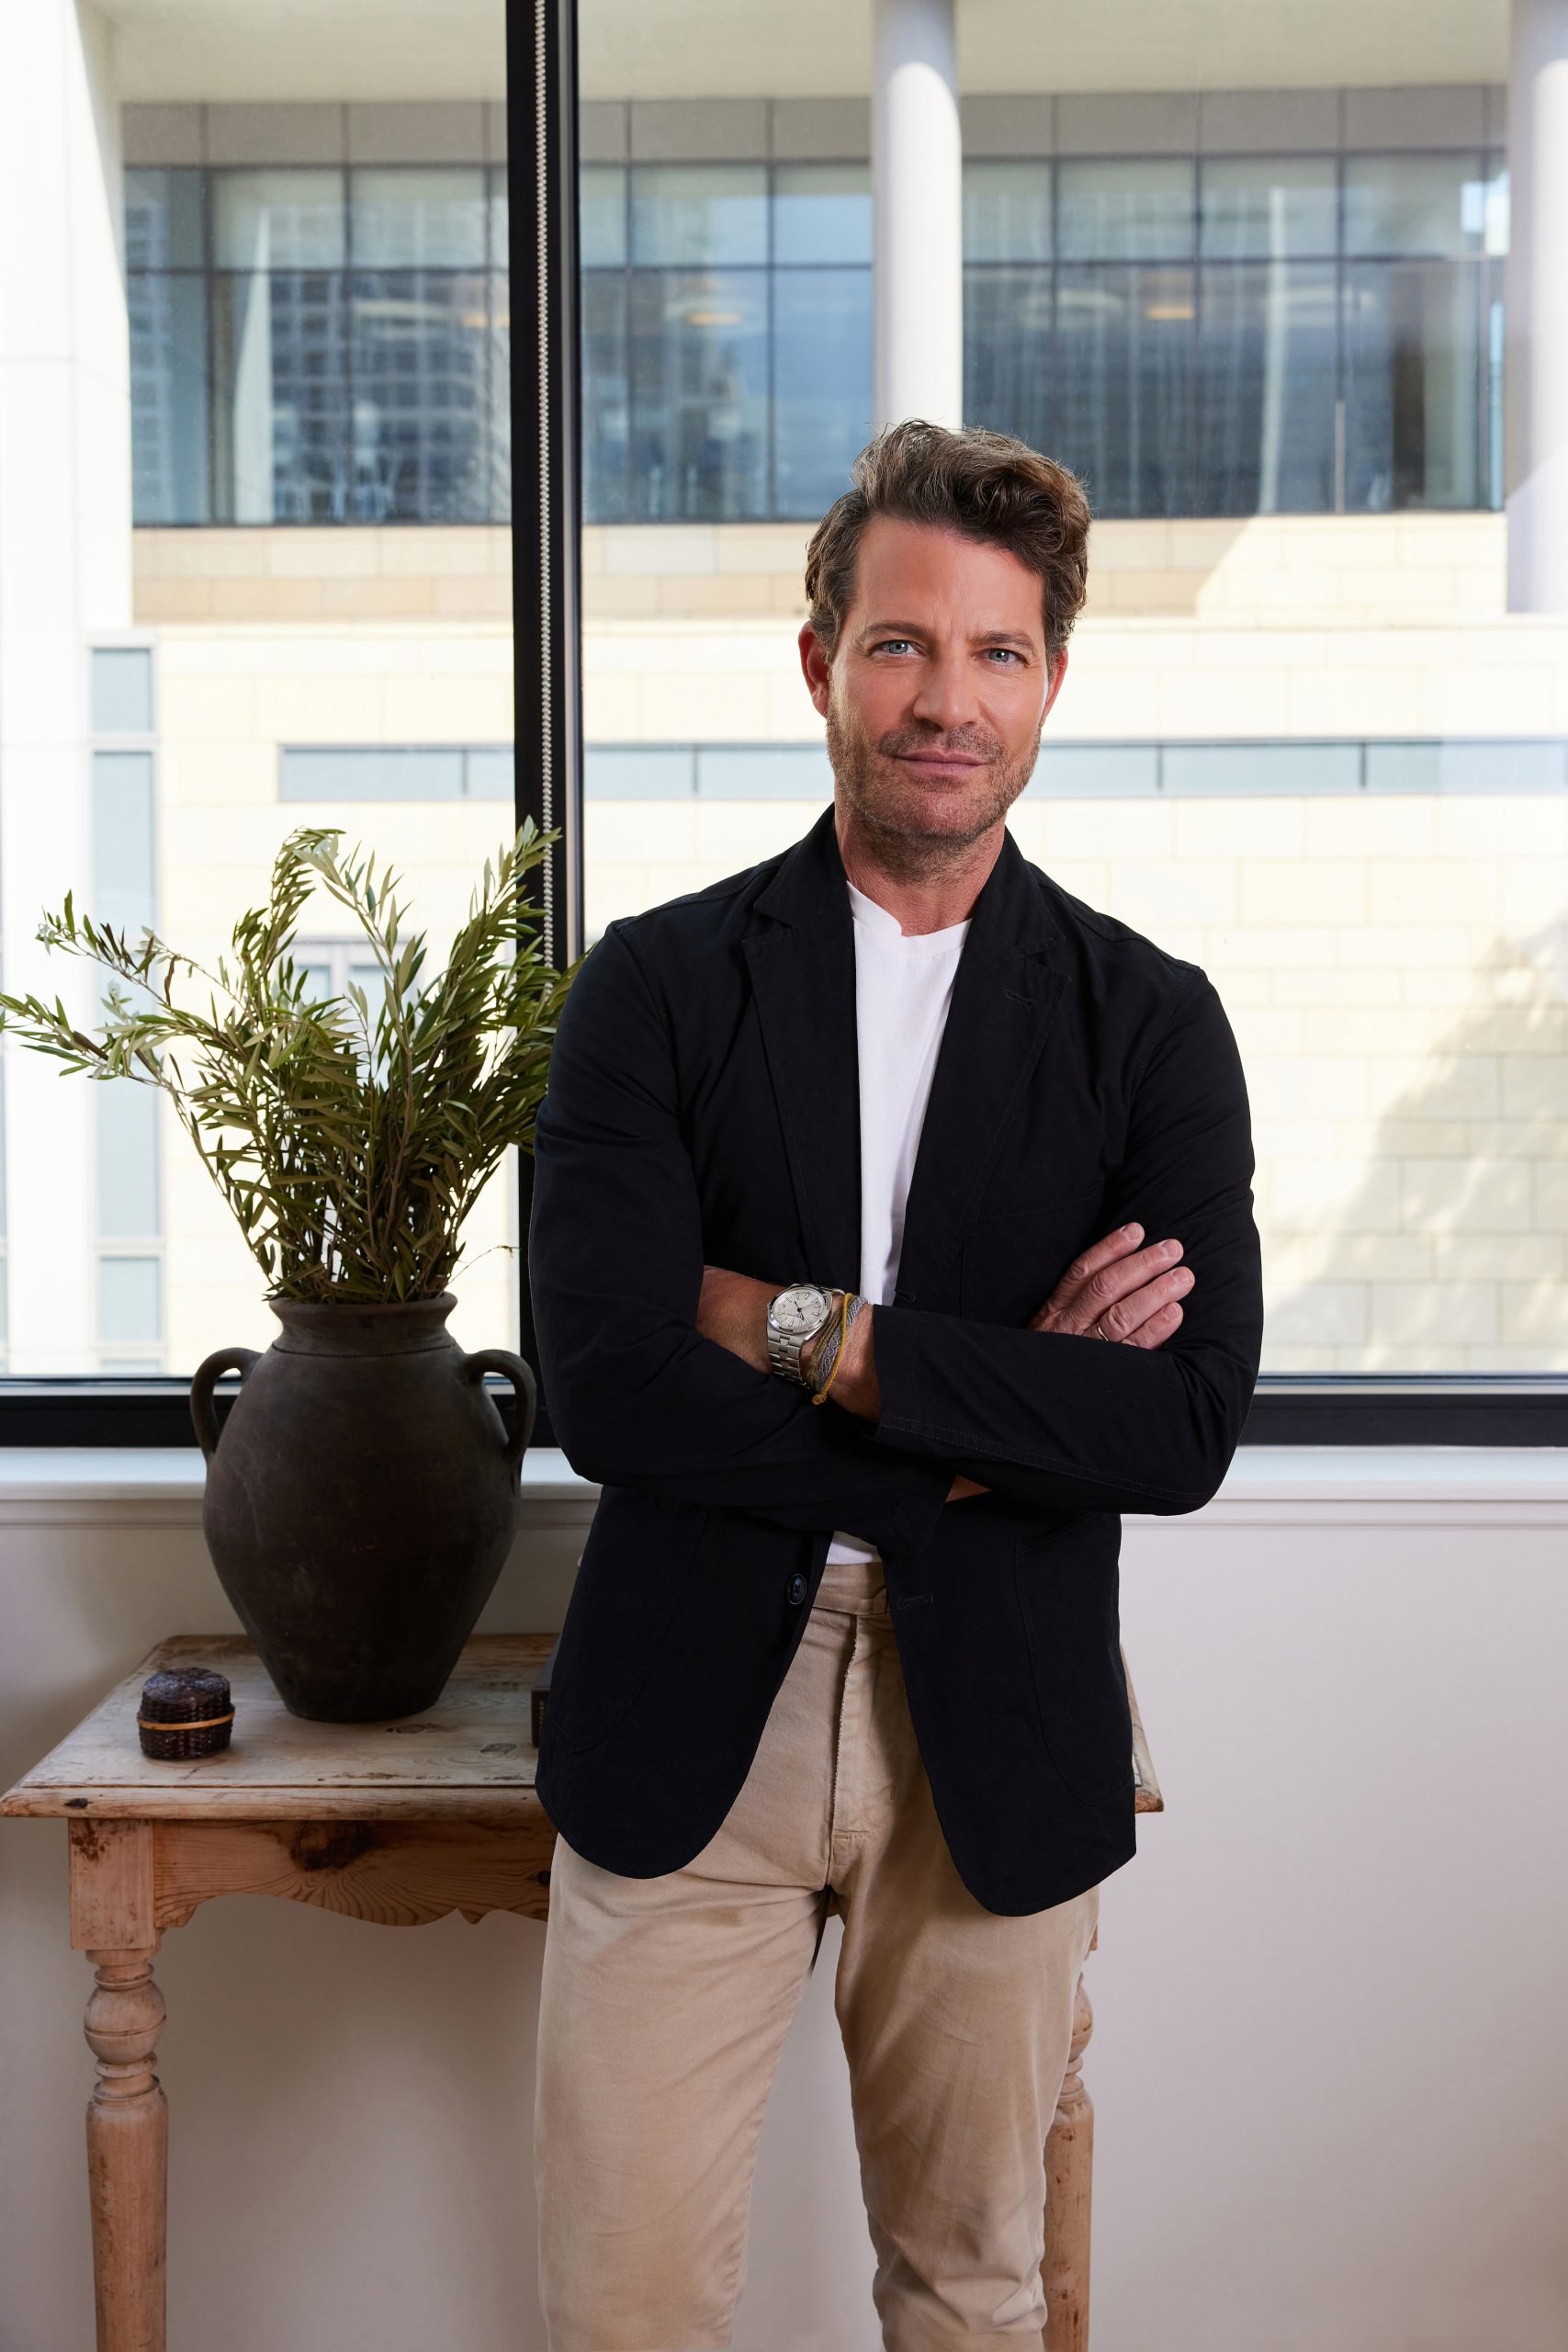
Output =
[
  {"x1": 960, "y1": 1183, "x2": 1107, "y2": 1322},
  {"x1": 542, "y1": 1491, "x2": 708, "y2": 1755},
  {"x1": 1013, "y1": 1527, "x2": 1134, "y2": 1817}
]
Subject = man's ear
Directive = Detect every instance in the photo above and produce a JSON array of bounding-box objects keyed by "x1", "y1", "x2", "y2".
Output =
[
  {"x1": 798, "y1": 621, "x2": 832, "y2": 720},
  {"x1": 1040, "y1": 646, "x2": 1069, "y2": 727}
]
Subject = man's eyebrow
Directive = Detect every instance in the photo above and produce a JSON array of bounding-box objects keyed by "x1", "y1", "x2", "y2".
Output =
[{"x1": 855, "y1": 619, "x2": 1040, "y2": 651}]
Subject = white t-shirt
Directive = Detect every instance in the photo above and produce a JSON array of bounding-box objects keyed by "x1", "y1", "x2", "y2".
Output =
[{"x1": 825, "y1": 880, "x2": 971, "y2": 1566}]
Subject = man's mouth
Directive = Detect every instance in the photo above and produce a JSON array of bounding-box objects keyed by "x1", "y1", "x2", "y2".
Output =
[{"x1": 890, "y1": 751, "x2": 988, "y2": 776}]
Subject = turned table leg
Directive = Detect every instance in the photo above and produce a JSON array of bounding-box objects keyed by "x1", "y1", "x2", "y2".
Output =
[
  {"x1": 1042, "y1": 1971, "x2": 1095, "y2": 2352},
  {"x1": 69, "y1": 1820, "x2": 167, "y2": 2352},
  {"x1": 84, "y1": 1944, "x2": 168, "y2": 2352}
]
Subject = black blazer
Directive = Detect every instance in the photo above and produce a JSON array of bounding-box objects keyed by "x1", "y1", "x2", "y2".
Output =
[{"x1": 530, "y1": 805, "x2": 1263, "y2": 1915}]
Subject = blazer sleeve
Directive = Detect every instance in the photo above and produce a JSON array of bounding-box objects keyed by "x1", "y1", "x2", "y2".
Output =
[
  {"x1": 528, "y1": 922, "x2": 953, "y2": 1552},
  {"x1": 868, "y1": 967, "x2": 1264, "y2": 1516}
]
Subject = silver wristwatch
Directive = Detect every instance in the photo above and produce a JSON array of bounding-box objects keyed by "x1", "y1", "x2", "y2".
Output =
[{"x1": 766, "y1": 1282, "x2": 839, "y2": 1385}]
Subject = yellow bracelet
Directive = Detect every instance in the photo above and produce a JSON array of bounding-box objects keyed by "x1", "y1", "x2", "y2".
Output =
[{"x1": 810, "y1": 1290, "x2": 853, "y2": 1407}]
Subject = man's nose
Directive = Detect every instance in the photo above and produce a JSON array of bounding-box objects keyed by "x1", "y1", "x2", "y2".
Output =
[{"x1": 908, "y1": 649, "x2": 980, "y2": 734}]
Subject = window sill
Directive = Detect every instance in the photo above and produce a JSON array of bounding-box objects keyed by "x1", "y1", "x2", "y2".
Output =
[{"x1": 2, "y1": 1446, "x2": 1566, "y2": 1530}]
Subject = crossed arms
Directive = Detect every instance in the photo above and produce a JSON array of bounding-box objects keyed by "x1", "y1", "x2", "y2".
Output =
[{"x1": 528, "y1": 923, "x2": 1264, "y2": 1554}]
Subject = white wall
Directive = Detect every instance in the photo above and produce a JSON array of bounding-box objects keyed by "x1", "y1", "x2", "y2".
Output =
[{"x1": 2, "y1": 1456, "x2": 1565, "y2": 2352}]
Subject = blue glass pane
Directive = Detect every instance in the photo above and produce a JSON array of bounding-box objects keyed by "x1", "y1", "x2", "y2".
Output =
[
  {"x1": 1057, "y1": 160, "x2": 1193, "y2": 262},
  {"x1": 98, "y1": 1257, "x2": 162, "y2": 1345},
  {"x1": 212, "y1": 271, "x2": 351, "y2": 522},
  {"x1": 97, "y1": 1080, "x2": 159, "y2": 1239},
  {"x1": 964, "y1": 163, "x2": 1052, "y2": 263},
  {"x1": 491, "y1": 166, "x2": 510, "y2": 266},
  {"x1": 1199, "y1": 157, "x2": 1337, "y2": 260},
  {"x1": 580, "y1": 165, "x2": 627, "y2": 266},
  {"x1": 585, "y1": 746, "x2": 696, "y2": 797},
  {"x1": 582, "y1": 270, "x2": 629, "y2": 522},
  {"x1": 773, "y1": 165, "x2": 872, "y2": 264},
  {"x1": 488, "y1": 268, "x2": 511, "y2": 520},
  {"x1": 964, "y1": 266, "x2": 1053, "y2": 454},
  {"x1": 348, "y1": 272, "x2": 491, "y2": 522},
  {"x1": 1366, "y1": 741, "x2": 1568, "y2": 793},
  {"x1": 694, "y1": 745, "x2": 833, "y2": 797},
  {"x1": 92, "y1": 752, "x2": 156, "y2": 933},
  {"x1": 1344, "y1": 154, "x2": 1483, "y2": 257},
  {"x1": 1344, "y1": 259, "x2": 1482, "y2": 511},
  {"x1": 630, "y1": 165, "x2": 767, "y2": 266},
  {"x1": 128, "y1": 272, "x2": 209, "y2": 525},
  {"x1": 773, "y1": 267, "x2": 871, "y2": 516},
  {"x1": 125, "y1": 169, "x2": 204, "y2": 269},
  {"x1": 92, "y1": 649, "x2": 154, "y2": 734},
  {"x1": 351, "y1": 167, "x2": 487, "y2": 266},
  {"x1": 213, "y1": 169, "x2": 345, "y2": 268},
  {"x1": 1199, "y1": 263, "x2": 1337, "y2": 514},
  {"x1": 1163, "y1": 743, "x2": 1361, "y2": 794},
  {"x1": 1029, "y1": 744, "x2": 1158, "y2": 797},
  {"x1": 1055, "y1": 266, "x2": 1196, "y2": 515},
  {"x1": 628, "y1": 269, "x2": 769, "y2": 520},
  {"x1": 466, "y1": 747, "x2": 515, "y2": 798},
  {"x1": 280, "y1": 748, "x2": 466, "y2": 799}
]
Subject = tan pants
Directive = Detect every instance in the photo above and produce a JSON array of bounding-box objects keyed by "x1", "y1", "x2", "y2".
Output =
[{"x1": 534, "y1": 1546, "x2": 1100, "y2": 2351}]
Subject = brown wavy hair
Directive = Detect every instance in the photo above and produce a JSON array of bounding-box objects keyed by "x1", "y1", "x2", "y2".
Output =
[{"x1": 804, "y1": 419, "x2": 1091, "y2": 666}]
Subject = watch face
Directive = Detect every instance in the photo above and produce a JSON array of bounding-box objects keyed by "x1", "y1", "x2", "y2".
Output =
[{"x1": 775, "y1": 1283, "x2": 832, "y2": 1334}]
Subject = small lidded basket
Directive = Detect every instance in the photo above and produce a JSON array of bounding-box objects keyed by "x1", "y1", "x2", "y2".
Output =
[{"x1": 137, "y1": 1666, "x2": 235, "y2": 1761}]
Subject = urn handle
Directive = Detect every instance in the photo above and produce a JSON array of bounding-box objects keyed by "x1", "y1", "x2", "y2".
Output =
[
  {"x1": 462, "y1": 1349, "x2": 538, "y2": 1476},
  {"x1": 189, "y1": 1347, "x2": 261, "y2": 1461}
]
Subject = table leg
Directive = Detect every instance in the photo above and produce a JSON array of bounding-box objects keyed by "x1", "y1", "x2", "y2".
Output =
[
  {"x1": 1042, "y1": 1971, "x2": 1095, "y2": 2352},
  {"x1": 83, "y1": 1942, "x2": 167, "y2": 2352}
]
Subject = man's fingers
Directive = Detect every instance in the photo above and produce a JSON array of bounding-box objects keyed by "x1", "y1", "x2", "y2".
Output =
[
  {"x1": 1096, "y1": 1296, "x2": 1185, "y2": 1350},
  {"x1": 1089, "y1": 1262, "x2": 1193, "y2": 1341}
]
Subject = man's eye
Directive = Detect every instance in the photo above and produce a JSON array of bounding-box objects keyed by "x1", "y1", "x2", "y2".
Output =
[
  {"x1": 874, "y1": 639, "x2": 915, "y2": 655},
  {"x1": 984, "y1": 647, "x2": 1021, "y2": 664}
]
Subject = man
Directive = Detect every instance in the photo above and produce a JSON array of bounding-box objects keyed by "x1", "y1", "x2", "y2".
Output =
[{"x1": 529, "y1": 419, "x2": 1263, "y2": 2348}]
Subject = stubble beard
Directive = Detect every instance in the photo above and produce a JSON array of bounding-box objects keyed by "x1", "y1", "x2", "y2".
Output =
[{"x1": 825, "y1": 696, "x2": 1041, "y2": 884}]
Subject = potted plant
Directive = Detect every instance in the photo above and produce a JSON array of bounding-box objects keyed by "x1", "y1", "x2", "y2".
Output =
[{"x1": 0, "y1": 823, "x2": 575, "y2": 1721}]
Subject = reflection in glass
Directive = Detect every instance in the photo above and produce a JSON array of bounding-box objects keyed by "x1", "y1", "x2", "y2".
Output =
[
  {"x1": 964, "y1": 162, "x2": 1052, "y2": 263},
  {"x1": 1343, "y1": 153, "x2": 1481, "y2": 257},
  {"x1": 212, "y1": 271, "x2": 351, "y2": 521},
  {"x1": 1344, "y1": 259, "x2": 1481, "y2": 509},
  {"x1": 488, "y1": 268, "x2": 512, "y2": 520},
  {"x1": 98, "y1": 1081, "x2": 160, "y2": 1239},
  {"x1": 964, "y1": 266, "x2": 1052, "y2": 454},
  {"x1": 349, "y1": 167, "x2": 488, "y2": 266},
  {"x1": 773, "y1": 267, "x2": 871, "y2": 514},
  {"x1": 580, "y1": 164, "x2": 627, "y2": 266},
  {"x1": 773, "y1": 164, "x2": 872, "y2": 265},
  {"x1": 1056, "y1": 265, "x2": 1195, "y2": 514},
  {"x1": 629, "y1": 270, "x2": 768, "y2": 519},
  {"x1": 1199, "y1": 156, "x2": 1337, "y2": 260},
  {"x1": 347, "y1": 272, "x2": 491, "y2": 522},
  {"x1": 129, "y1": 273, "x2": 210, "y2": 523},
  {"x1": 582, "y1": 271, "x2": 630, "y2": 520},
  {"x1": 630, "y1": 164, "x2": 768, "y2": 266},
  {"x1": 92, "y1": 752, "x2": 156, "y2": 934},
  {"x1": 1200, "y1": 263, "x2": 1337, "y2": 513},
  {"x1": 1057, "y1": 159, "x2": 1193, "y2": 262},
  {"x1": 213, "y1": 169, "x2": 346, "y2": 268},
  {"x1": 125, "y1": 168, "x2": 205, "y2": 269}
]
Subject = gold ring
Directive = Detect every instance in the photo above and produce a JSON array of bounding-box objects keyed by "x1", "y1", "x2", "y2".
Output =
[{"x1": 1093, "y1": 1319, "x2": 1111, "y2": 1341}]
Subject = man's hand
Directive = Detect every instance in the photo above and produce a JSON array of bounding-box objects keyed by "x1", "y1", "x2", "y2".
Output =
[{"x1": 1031, "y1": 1221, "x2": 1192, "y2": 1348}]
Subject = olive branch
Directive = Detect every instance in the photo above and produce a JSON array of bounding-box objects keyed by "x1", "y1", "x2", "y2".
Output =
[{"x1": 0, "y1": 822, "x2": 577, "y2": 1305}]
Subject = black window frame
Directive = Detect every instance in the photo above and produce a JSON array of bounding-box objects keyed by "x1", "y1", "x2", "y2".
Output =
[{"x1": 6, "y1": 7, "x2": 1562, "y2": 1448}]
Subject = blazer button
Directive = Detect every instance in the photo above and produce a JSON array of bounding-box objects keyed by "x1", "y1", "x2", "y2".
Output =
[{"x1": 786, "y1": 1572, "x2": 808, "y2": 1606}]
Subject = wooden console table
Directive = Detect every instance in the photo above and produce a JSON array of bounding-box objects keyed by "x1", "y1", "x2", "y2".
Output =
[{"x1": 2, "y1": 1632, "x2": 1162, "y2": 2352}]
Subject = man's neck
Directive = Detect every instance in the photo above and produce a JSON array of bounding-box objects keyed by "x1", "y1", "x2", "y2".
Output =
[{"x1": 835, "y1": 805, "x2": 1004, "y2": 937}]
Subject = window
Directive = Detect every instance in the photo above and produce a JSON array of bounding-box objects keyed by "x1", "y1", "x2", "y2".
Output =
[{"x1": 128, "y1": 160, "x2": 512, "y2": 526}]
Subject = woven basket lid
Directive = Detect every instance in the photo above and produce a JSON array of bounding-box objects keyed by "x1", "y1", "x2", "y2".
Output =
[{"x1": 140, "y1": 1666, "x2": 233, "y2": 1724}]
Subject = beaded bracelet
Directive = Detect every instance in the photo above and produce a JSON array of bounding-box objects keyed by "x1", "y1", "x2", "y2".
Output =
[{"x1": 810, "y1": 1290, "x2": 864, "y2": 1407}]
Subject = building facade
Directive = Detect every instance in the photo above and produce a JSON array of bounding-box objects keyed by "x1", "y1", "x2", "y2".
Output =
[{"x1": 4, "y1": 0, "x2": 1568, "y2": 1378}]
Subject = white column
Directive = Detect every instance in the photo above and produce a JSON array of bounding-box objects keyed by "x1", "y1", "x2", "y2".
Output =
[
  {"x1": 872, "y1": 0, "x2": 963, "y2": 431},
  {"x1": 1505, "y1": 0, "x2": 1568, "y2": 611},
  {"x1": 0, "y1": 0, "x2": 130, "y2": 1370}
]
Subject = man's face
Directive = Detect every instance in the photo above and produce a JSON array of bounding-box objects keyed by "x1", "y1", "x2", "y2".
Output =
[{"x1": 800, "y1": 514, "x2": 1068, "y2": 864}]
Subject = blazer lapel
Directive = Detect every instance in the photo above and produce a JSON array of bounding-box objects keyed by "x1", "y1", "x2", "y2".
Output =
[
  {"x1": 742, "y1": 811, "x2": 863, "y2": 1291},
  {"x1": 893, "y1": 831, "x2": 1068, "y2": 1304}
]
